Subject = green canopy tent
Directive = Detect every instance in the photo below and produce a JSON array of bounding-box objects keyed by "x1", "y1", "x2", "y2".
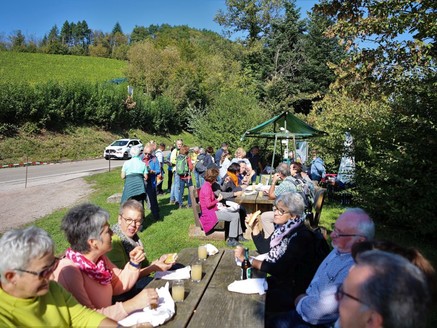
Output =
[{"x1": 241, "y1": 111, "x2": 327, "y2": 182}]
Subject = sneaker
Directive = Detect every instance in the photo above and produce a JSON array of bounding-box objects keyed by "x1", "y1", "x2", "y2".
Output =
[
  {"x1": 226, "y1": 238, "x2": 240, "y2": 247},
  {"x1": 237, "y1": 235, "x2": 248, "y2": 242},
  {"x1": 174, "y1": 202, "x2": 180, "y2": 207}
]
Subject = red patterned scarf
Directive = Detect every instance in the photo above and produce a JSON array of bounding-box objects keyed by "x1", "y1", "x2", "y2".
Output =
[{"x1": 65, "y1": 248, "x2": 112, "y2": 285}]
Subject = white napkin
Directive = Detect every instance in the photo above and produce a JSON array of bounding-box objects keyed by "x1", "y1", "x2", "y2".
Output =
[
  {"x1": 255, "y1": 184, "x2": 270, "y2": 192},
  {"x1": 225, "y1": 201, "x2": 240, "y2": 211},
  {"x1": 204, "y1": 243, "x2": 219, "y2": 256},
  {"x1": 154, "y1": 266, "x2": 191, "y2": 280},
  {"x1": 118, "y1": 282, "x2": 175, "y2": 327},
  {"x1": 227, "y1": 278, "x2": 268, "y2": 295}
]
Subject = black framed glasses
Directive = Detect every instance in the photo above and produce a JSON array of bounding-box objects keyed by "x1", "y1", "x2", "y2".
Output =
[
  {"x1": 121, "y1": 215, "x2": 143, "y2": 226},
  {"x1": 15, "y1": 257, "x2": 60, "y2": 279},
  {"x1": 331, "y1": 224, "x2": 365, "y2": 238},
  {"x1": 273, "y1": 206, "x2": 290, "y2": 216},
  {"x1": 335, "y1": 284, "x2": 367, "y2": 305}
]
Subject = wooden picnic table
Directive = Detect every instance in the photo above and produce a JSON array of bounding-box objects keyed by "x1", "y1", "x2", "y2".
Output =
[
  {"x1": 235, "y1": 190, "x2": 275, "y2": 214},
  {"x1": 147, "y1": 248, "x2": 265, "y2": 327}
]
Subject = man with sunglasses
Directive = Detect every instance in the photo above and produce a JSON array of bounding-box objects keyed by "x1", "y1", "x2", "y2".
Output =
[
  {"x1": 337, "y1": 250, "x2": 430, "y2": 328},
  {"x1": 270, "y1": 208, "x2": 375, "y2": 328}
]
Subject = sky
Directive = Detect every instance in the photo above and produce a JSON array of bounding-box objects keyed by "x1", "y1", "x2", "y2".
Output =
[{"x1": 0, "y1": 0, "x2": 319, "y2": 41}]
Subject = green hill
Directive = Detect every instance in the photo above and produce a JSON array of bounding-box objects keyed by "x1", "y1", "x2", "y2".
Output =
[{"x1": 0, "y1": 51, "x2": 126, "y2": 84}]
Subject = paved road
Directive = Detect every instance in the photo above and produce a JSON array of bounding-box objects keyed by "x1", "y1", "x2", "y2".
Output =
[{"x1": 0, "y1": 158, "x2": 125, "y2": 191}]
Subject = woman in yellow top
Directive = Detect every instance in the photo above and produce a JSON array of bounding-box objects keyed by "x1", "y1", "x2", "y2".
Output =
[{"x1": 0, "y1": 226, "x2": 117, "y2": 327}]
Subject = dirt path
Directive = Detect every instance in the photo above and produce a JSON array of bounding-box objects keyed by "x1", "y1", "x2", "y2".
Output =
[{"x1": 0, "y1": 178, "x2": 94, "y2": 233}]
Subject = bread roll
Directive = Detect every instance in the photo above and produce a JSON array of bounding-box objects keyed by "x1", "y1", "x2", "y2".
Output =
[{"x1": 164, "y1": 253, "x2": 178, "y2": 264}]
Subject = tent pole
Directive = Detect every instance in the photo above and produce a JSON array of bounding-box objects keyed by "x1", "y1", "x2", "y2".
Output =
[{"x1": 270, "y1": 135, "x2": 278, "y2": 184}]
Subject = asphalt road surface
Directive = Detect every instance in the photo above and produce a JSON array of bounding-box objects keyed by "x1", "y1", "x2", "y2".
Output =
[{"x1": 0, "y1": 158, "x2": 125, "y2": 191}]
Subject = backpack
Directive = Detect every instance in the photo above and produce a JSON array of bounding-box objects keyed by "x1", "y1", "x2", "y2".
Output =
[
  {"x1": 290, "y1": 177, "x2": 314, "y2": 211},
  {"x1": 195, "y1": 154, "x2": 207, "y2": 174},
  {"x1": 176, "y1": 154, "x2": 189, "y2": 176}
]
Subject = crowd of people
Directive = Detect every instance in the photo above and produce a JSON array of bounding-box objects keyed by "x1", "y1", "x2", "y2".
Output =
[{"x1": 0, "y1": 139, "x2": 434, "y2": 327}]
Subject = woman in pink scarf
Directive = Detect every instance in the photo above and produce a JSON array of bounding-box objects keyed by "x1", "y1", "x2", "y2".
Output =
[{"x1": 52, "y1": 203, "x2": 158, "y2": 321}]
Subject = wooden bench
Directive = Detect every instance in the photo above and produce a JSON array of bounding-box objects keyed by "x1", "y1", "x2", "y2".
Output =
[{"x1": 188, "y1": 186, "x2": 227, "y2": 240}]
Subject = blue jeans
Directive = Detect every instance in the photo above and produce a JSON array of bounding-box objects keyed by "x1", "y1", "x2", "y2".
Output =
[
  {"x1": 170, "y1": 173, "x2": 180, "y2": 203},
  {"x1": 178, "y1": 177, "x2": 193, "y2": 206}
]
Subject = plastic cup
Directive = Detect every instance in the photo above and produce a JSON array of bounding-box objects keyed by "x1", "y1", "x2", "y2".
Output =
[
  {"x1": 198, "y1": 245, "x2": 208, "y2": 260},
  {"x1": 191, "y1": 261, "x2": 203, "y2": 282},
  {"x1": 171, "y1": 280, "x2": 185, "y2": 302}
]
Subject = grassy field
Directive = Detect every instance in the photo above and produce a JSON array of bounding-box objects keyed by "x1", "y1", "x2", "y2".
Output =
[{"x1": 0, "y1": 51, "x2": 126, "y2": 84}]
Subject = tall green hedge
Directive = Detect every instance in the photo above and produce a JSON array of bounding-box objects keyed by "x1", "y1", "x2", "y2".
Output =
[{"x1": 0, "y1": 81, "x2": 184, "y2": 135}]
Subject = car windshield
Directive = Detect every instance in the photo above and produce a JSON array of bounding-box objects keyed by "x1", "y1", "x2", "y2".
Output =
[{"x1": 111, "y1": 140, "x2": 129, "y2": 146}]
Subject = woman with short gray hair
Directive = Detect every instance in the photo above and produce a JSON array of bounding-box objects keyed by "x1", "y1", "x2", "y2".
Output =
[
  {"x1": 0, "y1": 226, "x2": 116, "y2": 327},
  {"x1": 235, "y1": 192, "x2": 327, "y2": 313},
  {"x1": 120, "y1": 145, "x2": 148, "y2": 206},
  {"x1": 52, "y1": 203, "x2": 158, "y2": 321}
]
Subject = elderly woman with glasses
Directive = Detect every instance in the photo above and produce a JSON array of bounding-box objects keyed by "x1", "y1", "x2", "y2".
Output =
[
  {"x1": 107, "y1": 200, "x2": 174, "y2": 301},
  {"x1": 235, "y1": 192, "x2": 324, "y2": 313},
  {"x1": 0, "y1": 226, "x2": 117, "y2": 327},
  {"x1": 52, "y1": 203, "x2": 158, "y2": 321}
]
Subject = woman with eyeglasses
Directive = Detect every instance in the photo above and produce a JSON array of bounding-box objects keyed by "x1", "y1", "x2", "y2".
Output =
[
  {"x1": 235, "y1": 192, "x2": 322, "y2": 313},
  {"x1": 0, "y1": 226, "x2": 117, "y2": 327},
  {"x1": 107, "y1": 200, "x2": 174, "y2": 301},
  {"x1": 52, "y1": 203, "x2": 158, "y2": 321}
]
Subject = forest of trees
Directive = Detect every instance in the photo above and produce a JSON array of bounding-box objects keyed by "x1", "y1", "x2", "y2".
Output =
[{"x1": 1, "y1": 0, "x2": 436, "y2": 235}]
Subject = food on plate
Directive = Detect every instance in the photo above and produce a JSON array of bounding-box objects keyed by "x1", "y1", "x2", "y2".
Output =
[
  {"x1": 164, "y1": 253, "x2": 178, "y2": 264},
  {"x1": 245, "y1": 210, "x2": 261, "y2": 226}
]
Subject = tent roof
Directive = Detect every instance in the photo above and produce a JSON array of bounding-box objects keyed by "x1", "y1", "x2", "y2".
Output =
[{"x1": 241, "y1": 111, "x2": 327, "y2": 140}]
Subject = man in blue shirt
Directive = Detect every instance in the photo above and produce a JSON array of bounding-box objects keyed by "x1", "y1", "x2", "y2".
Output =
[{"x1": 271, "y1": 208, "x2": 375, "y2": 328}]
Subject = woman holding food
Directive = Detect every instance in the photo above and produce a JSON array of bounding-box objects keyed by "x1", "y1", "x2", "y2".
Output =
[
  {"x1": 199, "y1": 167, "x2": 245, "y2": 247},
  {"x1": 0, "y1": 226, "x2": 117, "y2": 327},
  {"x1": 52, "y1": 203, "x2": 158, "y2": 321},
  {"x1": 107, "y1": 199, "x2": 174, "y2": 301},
  {"x1": 235, "y1": 192, "x2": 321, "y2": 313}
]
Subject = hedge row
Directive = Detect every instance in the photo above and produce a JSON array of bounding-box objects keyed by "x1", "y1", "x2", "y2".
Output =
[{"x1": 0, "y1": 81, "x2": 185, "y2": 135}]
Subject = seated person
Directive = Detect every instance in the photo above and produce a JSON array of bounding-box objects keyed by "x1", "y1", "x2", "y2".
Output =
[
  {"x1": 220, "y1": 162, "x2": 245, "y2": 195},
  {"x1": 52, "y1": 203, "x2": 158, "y2": 321},
  {"x1": 236, "y1": 192, "x2": 323, "y2": 313},
  {"x1": 269, "y1": 208, "x2": 375, "y2": 328},
  {"x1": 107, "y1": 199, "x2": 174, "y2": 301},
  {"x1": 338, "y1": 250, "x2": 431, "y2": 328},
  {"x1": 199, "y1": 167, "x2": 246, "y2": 247},
  {"x1": 238, "y1": 160, "x2": 255, "y2": 185},
  {"x1": 0, "y1": 226, "x2": 117, "y2": 327}
]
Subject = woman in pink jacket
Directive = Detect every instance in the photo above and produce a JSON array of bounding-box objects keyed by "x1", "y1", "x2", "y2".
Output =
[
  {"x1": 199, "y1": 167, "x2": 245, "y2": 247},
  {"x1": 52, "y1": 203, "x2": 158, "y2": 321}
]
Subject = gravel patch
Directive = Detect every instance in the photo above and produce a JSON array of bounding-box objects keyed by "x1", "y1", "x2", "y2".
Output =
[{"x1": 0, "y1": 178, "x2": 93, "y2": 233}]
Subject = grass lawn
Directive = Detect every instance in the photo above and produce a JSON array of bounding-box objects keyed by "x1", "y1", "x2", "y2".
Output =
[{"x1": 30, "y1": 168, "x2": 437, "y2": 326}]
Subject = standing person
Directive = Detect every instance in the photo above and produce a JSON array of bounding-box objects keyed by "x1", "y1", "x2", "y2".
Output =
[
  {"x1": 199, "y1": 167, "x2": 245, "y2": 247},
  {"x1": 0, "y1": 226, "x2": 117, "y2": 327},
  {"x1": 176, "y1": 145, "x2": 194, "y2": 208},
  {"x1": 169, "y1": 139, "x2": 183, "y2": 205},
  {"x1": 52, "y1": 203, "x2": 158, "y2": 322},
  {"x1": 214, "y1": 142, "x2": 228, "y2": 164},
  {"x1": 166, "y1": 145, "x2": 174, "y2": 193},
  {"x1": 309, "y1": 150, "x2": 326, "y2": 183},
  {"x1": 247, "y1": 145, "x2": 263, "y2": 183},
  {"x1": 107, "y1": 200, "x2": 174, "y2": 301},
  {"x1": 142, "y1": 145, "x2": 161, "y2": 221},
  {"x1": 194, "y1": 147, "x2": 205, "y2": 188},
  {"x1": 155, "y1": 143, "x2": 165, "y2": 195},
  {"x1": 270, "y1": 208, "x2": 375, "y2": 328},
  {"x1": 337, "y1": 250, "x2": 431, "y2": 328},
  {"x1": 120, "y1": 146, "x2": 148, "y2": 208}
]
